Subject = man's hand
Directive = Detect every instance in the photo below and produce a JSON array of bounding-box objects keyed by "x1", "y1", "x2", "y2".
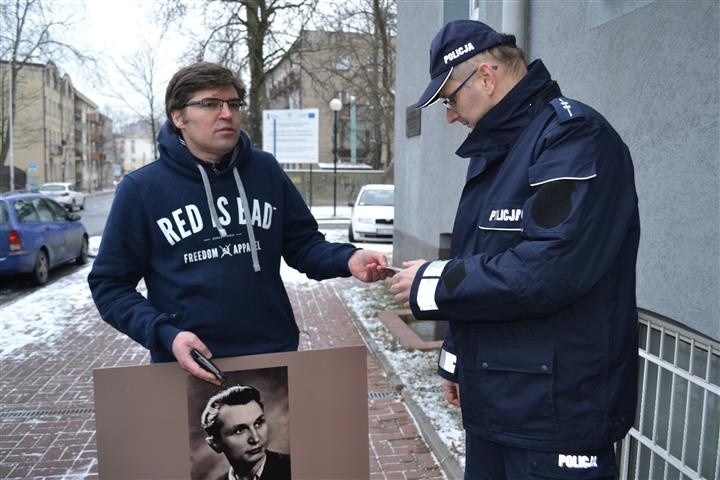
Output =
[
  {"x1": 389, "y1": 259, "x2": 426, "y2": 305},
  {"x1": 442, "y1": 379, "x2": 461, "y2": 408},
  {"x1": 171, "y1": 331, "x2": 221, "y2": 385},
  {"x1": 348, "y1": 249, "x2": 391, "y2": 282}
]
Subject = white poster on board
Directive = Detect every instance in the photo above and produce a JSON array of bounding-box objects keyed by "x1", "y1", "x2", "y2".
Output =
[{"x1": 262, "y1": 109, "x2": 319, "y2": 164}]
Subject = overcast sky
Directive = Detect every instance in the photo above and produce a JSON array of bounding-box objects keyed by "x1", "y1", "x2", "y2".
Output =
[{"x1": 54, "y1": 0, "x2": 197, "y2": 123}]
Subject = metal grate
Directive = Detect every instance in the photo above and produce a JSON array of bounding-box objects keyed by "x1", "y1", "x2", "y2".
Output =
[
  {"x1": 0, "y1": 407, "x2": 95, "y2": 419},
  {"x1": 619, "y1": 312, "x2": 720, "y2": 480},
  {"x1": 368, "y1": 391, "x2": 396, "y2": 400}
]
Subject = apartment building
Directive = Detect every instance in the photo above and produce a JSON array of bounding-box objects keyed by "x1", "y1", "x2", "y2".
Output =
[
  {"x1": 0, "y1": 60, "x2": 112, "y2": 190},
  {"x1": 116, "y1": 120, "x2": 156, "y2": 175}
]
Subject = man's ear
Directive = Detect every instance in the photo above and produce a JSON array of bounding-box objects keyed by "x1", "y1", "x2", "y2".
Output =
[
  {"x1": 206, "y1": 435, "x2": 222, "y2": 454},
  {"x1": 170, "y1": 110, "x2": 186, "y2": 131},
  {"x1": 478, "y1": 62, "x2": 497, "y2": 94}
]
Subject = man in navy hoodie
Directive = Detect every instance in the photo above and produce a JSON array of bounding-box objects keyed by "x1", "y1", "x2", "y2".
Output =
[
  {"x1": 391, "y1": 21, "x2": 640, "y2": 479},
  {"x1": 88, "y1": 62, "x2": 391, "y2": 384}
]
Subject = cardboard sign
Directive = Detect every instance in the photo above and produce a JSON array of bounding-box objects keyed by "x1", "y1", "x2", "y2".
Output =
[{"x1": 93, "y1": 346, "x2": 368, "y2": 479}]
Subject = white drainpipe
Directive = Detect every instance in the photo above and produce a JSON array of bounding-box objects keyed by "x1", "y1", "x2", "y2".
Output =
[{"x1": 502, "y1": 0, "x2": 528, "y2": 53}]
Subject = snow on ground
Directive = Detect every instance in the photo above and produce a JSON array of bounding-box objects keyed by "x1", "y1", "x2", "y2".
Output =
[
  {"x1": 0, "y1": 263, "x2": 95, "y2": 358},
  {"x1": 338, "y1": 282, "x2": 466, "y2": 468}
]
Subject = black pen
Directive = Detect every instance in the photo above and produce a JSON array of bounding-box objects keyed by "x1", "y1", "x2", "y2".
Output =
[{"x1": 191, "y1": 349, "x2": 228, "y2": 386}]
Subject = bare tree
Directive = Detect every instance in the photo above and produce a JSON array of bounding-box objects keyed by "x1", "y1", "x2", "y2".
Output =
[
  {"x1": 111, "y1": 45, "x2": 163, "y2": 160},
  {"x1": 0, "y1": 0, "x2": 92, "y2": 167},
  {"x1": 300, "y1": 0, "x2": 396, "y2": 173},
  {"x1": 159, "y1": 0, "x2": 316, "y2": 146}
]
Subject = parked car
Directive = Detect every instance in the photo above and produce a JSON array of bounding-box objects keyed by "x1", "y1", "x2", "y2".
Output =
[
  {"x1": 0, "y1": 193, "x2": 88, "y2": 285},
  {"x1": 348, "y1": 184, "x2": 394, "y2": 243},
  {"x1": 38, "y1": 182, "x2": 86, "y2": 211}
]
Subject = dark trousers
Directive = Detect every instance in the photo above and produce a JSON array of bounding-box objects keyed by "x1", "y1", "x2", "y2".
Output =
[{"x1": 464, "y1": 432, "x2": 618, "y2": 480}]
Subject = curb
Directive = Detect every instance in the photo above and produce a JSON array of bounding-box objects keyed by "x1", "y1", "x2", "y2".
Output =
[{"x1": 336, "y1": 284, "x2": 464, "y2": 480}]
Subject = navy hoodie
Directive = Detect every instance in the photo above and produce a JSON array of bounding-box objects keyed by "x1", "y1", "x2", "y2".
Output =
[{"x1": 88, "y1": 122, "x2": 357, "y2": 362}]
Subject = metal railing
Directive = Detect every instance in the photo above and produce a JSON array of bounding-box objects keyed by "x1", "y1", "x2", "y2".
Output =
[{"x1": 619, "y1": 311, "x2": 720, "y2": 480}]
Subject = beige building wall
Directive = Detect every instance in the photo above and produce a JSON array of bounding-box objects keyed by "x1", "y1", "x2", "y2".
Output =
[
  {"x1": 121, "y1": 135, "x2": 155, "y2": 173},
  {"x1": 1, "y1": 61, "x2": 98, "y2": 189}
]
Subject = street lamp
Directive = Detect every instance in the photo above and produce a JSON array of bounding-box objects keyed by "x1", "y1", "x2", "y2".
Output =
[{"x1": 329, "y1": 97, "x2": 343, "y2": 217}]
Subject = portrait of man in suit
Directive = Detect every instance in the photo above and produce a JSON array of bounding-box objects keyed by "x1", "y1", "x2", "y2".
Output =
[{"x1": 187, "y1": 367, "x2": 290, "y2": 480}]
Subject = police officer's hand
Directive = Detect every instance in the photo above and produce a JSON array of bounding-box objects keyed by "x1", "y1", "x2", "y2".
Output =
[
  {"x1": 389, "y1": 259, "x2": 426, "y2": 306},
  {"x1": 348, "y1": 249, "x2": 391, "y2": 282},
  {"x1": 442, "y1": 379, "x2": 461, "y2": 408},
  {"x1": 171, "y1": 331, "x2": 221, "y2": 386}
]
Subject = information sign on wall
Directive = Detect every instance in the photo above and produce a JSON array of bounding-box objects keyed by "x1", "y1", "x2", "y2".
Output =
[{"x1": 262, "y1": 109, "x2": 319, "y2": 163}]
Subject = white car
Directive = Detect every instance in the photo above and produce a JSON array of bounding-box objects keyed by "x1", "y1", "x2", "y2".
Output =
[
  {"x1": 348, "y1": 184, "x2": 394, "y2": 243},
  {"x1": 38, "y1": 182, "x2": 86, "y2": 211}
]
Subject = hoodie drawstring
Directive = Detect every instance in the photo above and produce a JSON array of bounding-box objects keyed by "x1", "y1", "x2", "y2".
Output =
[
  {"x1": 232, "y1": 168, "x2": 261, "y2": 272},
  {"x1": 195, "y1": 163, "x2": 261, "y2": 273},
  {"x1": 196, "y1": 164, "x2": 228, "y2": 238}
]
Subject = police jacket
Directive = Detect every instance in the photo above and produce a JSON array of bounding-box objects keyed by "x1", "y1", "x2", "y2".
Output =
[{"x1": 409, "y1": 60, "x2": 640, "y2": 451}]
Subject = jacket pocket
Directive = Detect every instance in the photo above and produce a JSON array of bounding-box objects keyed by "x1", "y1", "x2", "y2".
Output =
[{"x1": 463, "y1": 342, "x2": 559, "y2": 433}]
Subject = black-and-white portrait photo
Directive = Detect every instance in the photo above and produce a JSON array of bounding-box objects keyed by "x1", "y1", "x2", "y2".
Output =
[{"x1": 187, "y1": 367, "x2": 290, "y2": 480}]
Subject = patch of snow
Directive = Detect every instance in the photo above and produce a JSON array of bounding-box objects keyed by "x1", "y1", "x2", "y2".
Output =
[
  {"x1": 0, "y1": 264, "x2": 96, "y2": 357},
  {"x1": 339, "y1": 283, "x2": 466, "y2": 467},
  {"x1": 88, "y1": 235, "x2": 102, "y2": 257}
]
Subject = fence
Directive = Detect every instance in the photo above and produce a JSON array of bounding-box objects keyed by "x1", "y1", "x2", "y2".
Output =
[
  {"x1": 284, "y1": 166, "x2": 390, "y2": 208},
  {"x1": 619, "y1": 311, "x2": 720, "y2": 480}
]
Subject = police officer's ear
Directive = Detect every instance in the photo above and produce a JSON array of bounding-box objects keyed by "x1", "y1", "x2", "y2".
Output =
[{"x1": 477, "y1": 62, "x2": 498, "y2": 94}]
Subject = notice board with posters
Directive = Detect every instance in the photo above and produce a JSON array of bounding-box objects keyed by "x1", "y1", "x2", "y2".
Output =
[{"x1": 93, "y1": 346, "x2": 368, "y2": 479}]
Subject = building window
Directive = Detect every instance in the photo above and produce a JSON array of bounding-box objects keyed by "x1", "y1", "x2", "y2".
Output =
[{"x1": 335, "y1": 55, "x2": 350, "y2": 71}]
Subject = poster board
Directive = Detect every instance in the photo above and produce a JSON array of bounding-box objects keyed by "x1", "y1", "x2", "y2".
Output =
[{"x1": 93, "y1": 346, "x2": 368, "y2": 479}]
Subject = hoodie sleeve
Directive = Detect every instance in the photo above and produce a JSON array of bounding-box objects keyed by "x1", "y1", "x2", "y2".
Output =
[
  {"x1": 409, "y1": 114, "x2": 638, "y2": 323},
  {"x1": 278, "y1": 169, "x2": 357, "y2": 280},
  {"x1": 87, "y1": 177, "x2": 180, "y2": 355}
]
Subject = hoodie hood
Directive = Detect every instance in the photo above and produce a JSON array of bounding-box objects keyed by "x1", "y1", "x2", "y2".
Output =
[{"x1": 156, "y1": 120, "x2": 252, "y2": 180}]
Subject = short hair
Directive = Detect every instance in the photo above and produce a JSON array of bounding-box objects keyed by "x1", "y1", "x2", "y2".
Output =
[
  {"x1": 454, "y1": 43, "x2": 527, "y2": 80},
  {"x1": 164, "y1": 61, "x2": 246, "y2": 127},
  {"x1": 201, "y1": 385, "x2": 264, "y2": 440}
]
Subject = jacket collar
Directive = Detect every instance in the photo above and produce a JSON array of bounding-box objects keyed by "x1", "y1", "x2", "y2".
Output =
[{"x1": 455, "y1": 60, "x2": 560, "y2": 177}]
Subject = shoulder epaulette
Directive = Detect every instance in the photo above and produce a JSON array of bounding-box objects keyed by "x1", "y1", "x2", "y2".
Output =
[{"x1": 550, "y1": 97, "x2": 584, "y2": 123}]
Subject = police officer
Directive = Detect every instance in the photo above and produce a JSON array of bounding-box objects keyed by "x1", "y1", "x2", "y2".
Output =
[{"x1": 391, "y1": 20, "x2": 640, "y2": 480}]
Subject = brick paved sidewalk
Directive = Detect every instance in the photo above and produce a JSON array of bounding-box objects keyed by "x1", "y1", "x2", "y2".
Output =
[{"x1": 0, "y1": 276, "x2": 445, "y2": 479}]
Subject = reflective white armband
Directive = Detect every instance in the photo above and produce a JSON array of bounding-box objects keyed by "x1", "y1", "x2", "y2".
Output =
[
  {"x1": 416, "y1": 260, "x2": 449, "y2": 312},
  {"x1": 439, "y1": 348, "x2": 457, "y2": 375}
]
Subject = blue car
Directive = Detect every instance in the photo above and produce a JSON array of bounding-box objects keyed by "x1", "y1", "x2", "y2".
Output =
[{"x1": 0, "y1": 193, "x2": 88, "y2": 285}]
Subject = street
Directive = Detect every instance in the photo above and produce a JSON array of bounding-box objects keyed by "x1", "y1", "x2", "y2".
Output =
[{"x1": 0, "y1": 192, "x2": 115, "y2": 306}]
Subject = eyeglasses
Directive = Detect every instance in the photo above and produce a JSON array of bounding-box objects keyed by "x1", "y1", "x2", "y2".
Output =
[
  {"x1": 183, "y1": 98, "x2": 245, "y2": 111},
  {"x1": 441, "y1": 65, "x2": 498, "y2": 110},
  {"x1": 442, "y1": 69, "x2": 477, "y2": 110}
]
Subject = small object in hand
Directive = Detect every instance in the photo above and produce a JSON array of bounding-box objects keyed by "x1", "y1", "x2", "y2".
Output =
[
  {"x1": 191, "y1": 349, "x2": 228, "y2": 386},
  {"x1": 381, "y1": 266, "x2": 402, "y2": 276}
]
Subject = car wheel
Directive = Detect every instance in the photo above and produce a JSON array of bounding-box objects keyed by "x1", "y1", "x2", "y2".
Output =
[
  {"x1": 76, "y1": 236, "x2": 89, "y2": 265},
  {"x1": 348, "y1": 225, "x2": 356, "y2": 242},
  {"x1": 80, "y1": 199, "x2": 85, "y2": 210},
  {"x1": 32, "y1": 250, "x2": 50, "y2": 286}
]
